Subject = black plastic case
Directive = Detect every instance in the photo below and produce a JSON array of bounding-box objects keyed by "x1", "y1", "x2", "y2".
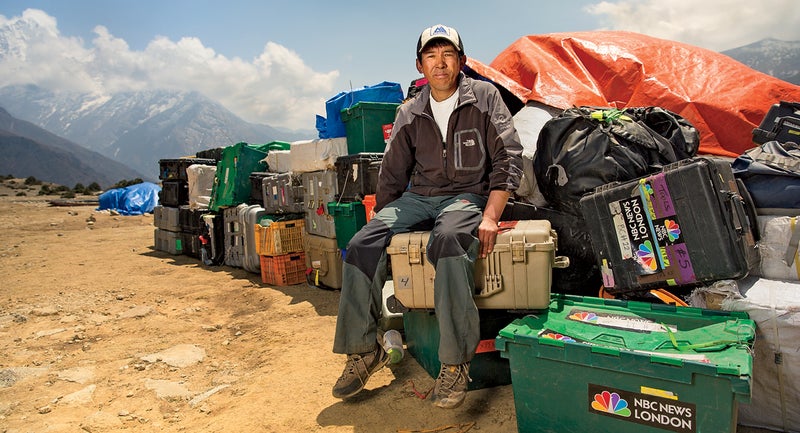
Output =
[{"x1": 579, "y1": 157, "x2": 758, "y2": 294}]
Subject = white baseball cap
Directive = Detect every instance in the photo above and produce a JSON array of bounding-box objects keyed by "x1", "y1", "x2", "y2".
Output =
[{"x1": 416, "y1": 24, "x2": 464, "y2": 55}]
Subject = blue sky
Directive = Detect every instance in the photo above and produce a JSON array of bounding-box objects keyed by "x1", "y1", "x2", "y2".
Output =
[{"x1": 1, "y1": 0, "x2": 798, "y2": 131}]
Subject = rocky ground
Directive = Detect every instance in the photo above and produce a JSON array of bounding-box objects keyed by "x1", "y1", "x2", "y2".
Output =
[
  {"x1": 0, "y1": 190, "x2": 518, "y2": 433},
  {"x1": 0, "y1": 180, "x2": 774, "y2": 433}
]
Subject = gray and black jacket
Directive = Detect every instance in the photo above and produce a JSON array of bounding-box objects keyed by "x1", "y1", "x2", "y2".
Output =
[{"x1": 375, "y1": 73, "x2": 523, "y2": 212}]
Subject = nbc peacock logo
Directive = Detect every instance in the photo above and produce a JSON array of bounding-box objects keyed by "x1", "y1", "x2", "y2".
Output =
[
  {"x1": 636, "y1": 240, "x2": 658, "y2": 271},
  {"x1": 664, "y1": 219, "x2": 681, "y2": 242},
  {"x1": 541, "y1": 332, "x2": 576, "y2": 342},
  {"x1": 592, "y1": 390, "x2": 632, "y2": 417},
  {"x1": 568, "y1": 311, "x2": 597, "y2": 323}
]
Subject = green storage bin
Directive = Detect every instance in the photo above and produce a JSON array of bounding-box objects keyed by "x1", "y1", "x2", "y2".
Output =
[
  {"x1": 404, "y1": 310, "x2": 525, "y2": 391},
  {"x1": 209, "y1": 141, "x2": 289, "y2": 211},
  {"x1": 495, "y1": 294, "x2": 755, "y2": 433},
  {"x1": 328, "y1": 201, "x2": 366, "y2": 250},
  {"x1": 341, "y1": 102, "x2": 399, "y2": 154}
]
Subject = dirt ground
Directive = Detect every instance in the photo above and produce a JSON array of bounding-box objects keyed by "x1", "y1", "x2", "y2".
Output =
[
  {"x1": 0, "y1": 190, "x2": 520, "y2": 433},
  {"x1": 0, "y1": 187, "x2": 773, "y2": 433}
]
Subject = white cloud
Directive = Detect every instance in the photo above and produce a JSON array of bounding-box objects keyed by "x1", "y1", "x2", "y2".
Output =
[
  {"x1": 0, "y1": 8, "x2": 338, "y2": 130},
  {"x1": 585, "y1": 0, "x2": 800, "y2": 51}
]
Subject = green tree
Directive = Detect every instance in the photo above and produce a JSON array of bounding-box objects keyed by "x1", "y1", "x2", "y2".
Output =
[
  {"x1": 87, "y1": 182, "x2": 101, "y2": 192},
  {"x1": 112, "y1": 178, "x2": 144, "y2": 189},
  {"x1": 24, "y1": 176, "x2": 41, "y2": 185}
]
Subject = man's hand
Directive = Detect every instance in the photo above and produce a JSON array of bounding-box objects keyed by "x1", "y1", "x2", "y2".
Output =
[
  {"x1": 478, "y1": 216, "x2": 499, "y2": 258},
  {"x1": 478, "y1": 190, "x2": 510, "y2": 258}
]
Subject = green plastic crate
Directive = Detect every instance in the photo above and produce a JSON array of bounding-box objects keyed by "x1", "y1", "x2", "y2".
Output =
[
  {"x1": 403, "y1": 310, "x2": 526, "y2": 391},
  {"x1": 341, "y1": 102, "x2": 399, "y2": 154},
  {"x1": 208, "y1": 141, "x2": 290, "y2": 211},
  {"x1": 495, "y1": 294, "x2": 755, "y2": 433},
  {"x1": 328, "y1": 201, "x2": 366, "y2": 250}
]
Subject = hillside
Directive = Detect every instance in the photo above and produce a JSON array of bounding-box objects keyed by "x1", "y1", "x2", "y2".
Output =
[{"x1": 0, "y1": 108, "x2": 146, "y2": 188}]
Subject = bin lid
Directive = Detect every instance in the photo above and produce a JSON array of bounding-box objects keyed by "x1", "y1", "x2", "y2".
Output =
[{"x1": 497, "y1": 294, "x2": 754, "y2": 379}]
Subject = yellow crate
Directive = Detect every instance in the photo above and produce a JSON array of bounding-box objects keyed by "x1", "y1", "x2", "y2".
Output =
[{"x1": 255, "y1": 219, "x2": 305, "y2": 256}]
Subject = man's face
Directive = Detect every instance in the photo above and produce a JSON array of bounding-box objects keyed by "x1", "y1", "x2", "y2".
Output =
[{"x1": 416, "y1": 42, "x2": 464, "y2": 101}]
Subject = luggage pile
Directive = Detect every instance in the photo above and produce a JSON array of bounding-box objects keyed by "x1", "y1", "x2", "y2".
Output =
[
  {"x1": 152, "y1": 157, "x2": 216, "y2": 257},
  {"x1": 147, "y1": 82, "x2": 800, "y2": 432},
  {"x1": 151, "y1": 96, "x2": 401, "y2": 292}
]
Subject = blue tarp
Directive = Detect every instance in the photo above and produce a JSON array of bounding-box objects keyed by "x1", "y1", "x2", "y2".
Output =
[
  {"x1": 316, "y1": 81, "x2": 404, "y2": 139},
  {"x1": 97, "y1": 182, "x2": 161, "y2": 216}
]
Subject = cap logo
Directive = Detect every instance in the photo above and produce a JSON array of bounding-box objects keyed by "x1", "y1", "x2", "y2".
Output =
[{"x1": 431, "y1": 25, "x2": 449, "y2": 37}]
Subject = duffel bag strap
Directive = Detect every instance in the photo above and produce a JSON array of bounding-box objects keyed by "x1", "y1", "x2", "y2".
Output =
[{"x1": 745, "y1": 141, "x2": 800, "y2": 173}]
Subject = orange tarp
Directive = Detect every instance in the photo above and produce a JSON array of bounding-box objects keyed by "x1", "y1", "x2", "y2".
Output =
[{"x1": 467, "y1": 31, "x2": 800, "y2": 157}]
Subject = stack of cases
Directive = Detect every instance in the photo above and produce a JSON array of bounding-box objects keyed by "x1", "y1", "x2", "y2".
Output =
[
  {"x1": 154, "y1": 157, "x2": 214, "y2": 255},
  {"x1": 158, "y1": 157, "x2": 214, "y2": 207},
  {"x1": 329, "y1": 153, "x2": 382, "y2": 250},
  {"x1": 333, "y1": 101, "x2": 394, "y2": 252},
  {"x1": 256, "y1": 217, "x2": 306, "y2": 285},
  {"x1": 301, "y1": 170, "x2": 344, "y2": 289},
  {"x1": 178, "y1": 205, "x2": 205, "y2": 259}
]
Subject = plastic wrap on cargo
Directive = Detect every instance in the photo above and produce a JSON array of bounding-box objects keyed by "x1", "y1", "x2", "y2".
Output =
[
  {"x1": 263, "y1": 149, "x2": 291, "y2": 173},
  {"x1": 722, "y1": 277, "x2": 800, "y2": 433},
  {"x1": 290, "y1": 137, "x2": 347, "y2": 173},
  {"x1": 511, "y1": 101, "x2": 561, "y2": 206},
  {"x1": 755, "y1": 215, "x2": 800, "y2": 281},
  {"x1": 186, "y1": 164, "x2": 216, "y2": 210}
]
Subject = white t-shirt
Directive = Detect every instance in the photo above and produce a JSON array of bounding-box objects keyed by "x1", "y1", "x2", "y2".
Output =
[{"x1": 430, "y1": 90, "x2": 459, "y2": 140}]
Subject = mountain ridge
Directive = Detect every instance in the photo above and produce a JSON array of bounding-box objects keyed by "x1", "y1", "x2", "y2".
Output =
[
  {"x1": 0, "y1": 107, "x2": 147, "y2": 188},
  {"x1": 0, "y1": 86, "x2": 315, "y2": 180},
  {"x1": 722, "y1": 38, "x2": 800, "y2": 85}
]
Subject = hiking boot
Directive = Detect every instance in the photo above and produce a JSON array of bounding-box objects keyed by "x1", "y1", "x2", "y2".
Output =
[
  {"x1": 431, "y1": 362, "x2": 471, "y2": 409},
  {"x1": 332, "y1": 345, "x2": 389, "y2": 399}
]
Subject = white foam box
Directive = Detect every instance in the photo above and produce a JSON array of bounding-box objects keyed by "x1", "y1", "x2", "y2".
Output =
[
  {"x1": 263, "y1": 149, "x2": 291, "y2": 173},
  {"x1": 186, "y1": 163, "x2": 216, "y2": 210},
  {"x1": 290, "y1": 137, "x2": 348, "y2": 173},
  {"x1": 755, "y1": 215, "x2": 799, "y2": 281},
  {"x1": 387, "y1": 220, "x2": 569, "y2": 310}
]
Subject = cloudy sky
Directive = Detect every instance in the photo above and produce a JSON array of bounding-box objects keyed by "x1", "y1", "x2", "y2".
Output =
[{"x1": 0, "y1": 0, "x2": 798, "y2": 131}]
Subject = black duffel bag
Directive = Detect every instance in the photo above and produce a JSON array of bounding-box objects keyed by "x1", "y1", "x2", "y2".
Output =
[
  {"x1": 732, "y1": 140, "x2": 800, "y2": 213},
  {"x1": 534, "y1": 106, "x2": 698, "y2": 216}
]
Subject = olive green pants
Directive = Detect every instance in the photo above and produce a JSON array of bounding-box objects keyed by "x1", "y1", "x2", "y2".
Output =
[{"x1": 333, "y1": 192, "x2": 486, "y2": 365}]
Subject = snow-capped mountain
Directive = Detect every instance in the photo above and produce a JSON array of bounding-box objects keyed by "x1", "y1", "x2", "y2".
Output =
[
  {"x1": 722, "y1": 38, "x2": 800, "y2": 85},
  {"x1": 0, "y1": 85, "x2": 314, "y2": 180}
]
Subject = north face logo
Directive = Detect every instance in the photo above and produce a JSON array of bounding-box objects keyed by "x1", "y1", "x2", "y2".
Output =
[
  {"x1": 432, "y1": 26, "x2": 448, "y2": 36},
  {"x1": 464, "y1": 138, "x2": 476, "y2": 147}
]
